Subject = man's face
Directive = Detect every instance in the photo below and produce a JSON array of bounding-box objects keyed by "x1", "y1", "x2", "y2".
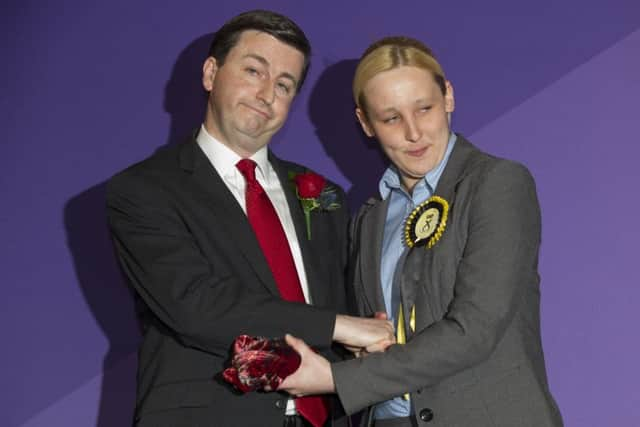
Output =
[
  {"x1": 202, "y1": 30, "x2": 304, "y2": 157},
  {"x1": 356, "y1": 66, "x2": 454, "y2": 192}
]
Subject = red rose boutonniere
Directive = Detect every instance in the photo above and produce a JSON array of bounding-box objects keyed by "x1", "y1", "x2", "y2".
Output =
[{"x1": 289, "y1": 171, "x2": 340, "y2": 240}]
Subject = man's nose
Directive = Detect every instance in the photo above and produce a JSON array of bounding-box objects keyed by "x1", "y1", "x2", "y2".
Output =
[{"x1": 257, "y1": 80, "x2": 276, "y2": 105}]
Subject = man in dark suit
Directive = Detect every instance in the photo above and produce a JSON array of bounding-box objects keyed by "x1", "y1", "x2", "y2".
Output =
[{"x1": 107, "y1": 10, "x2": 393, "y2": 427}]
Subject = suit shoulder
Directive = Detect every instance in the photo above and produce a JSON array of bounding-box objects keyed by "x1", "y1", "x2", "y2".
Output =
[
  {"x1": 483, "y1": 156, "x2": 535, "y2": 188},
  {"x1": 466, "y1": 156, "x2": 538, "y2": 202},
  {"x1": 461, "y1": 141, "x2": 534, "y2": 184},
  {"x1": 107, "y1": 144, "x2": 183, "y2": 195}
]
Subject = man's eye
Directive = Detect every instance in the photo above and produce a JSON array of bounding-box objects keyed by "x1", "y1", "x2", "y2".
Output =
[
  {"x1": 418, "y1": 106, "x2": 432, "y2": 113},
  {"x1": 383, "y1": 116, "x2": 399, "y2": 124},
  {"x1": 245, "y1": 67, "x2": 260, "y2": 76},
  {"x1": 276, "y1": 82, "x2": 292, "y2": 95}
]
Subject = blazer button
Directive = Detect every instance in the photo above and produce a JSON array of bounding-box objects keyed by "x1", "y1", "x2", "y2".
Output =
[
  {"x1": 275, "y1": 399, "x2": 286, "y2": 409},
  {"x1": 419, "y1": 408, "x2": 434, "y2": 422}
]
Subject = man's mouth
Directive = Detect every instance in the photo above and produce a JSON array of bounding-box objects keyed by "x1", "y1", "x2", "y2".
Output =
[{"x1": 244, "y1": 103, "x2": 272, "y2": 119}]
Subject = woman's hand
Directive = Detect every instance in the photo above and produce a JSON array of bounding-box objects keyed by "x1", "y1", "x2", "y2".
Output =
[{"x1": 278, "y1": 334, "x2": 335, "y2": 396}]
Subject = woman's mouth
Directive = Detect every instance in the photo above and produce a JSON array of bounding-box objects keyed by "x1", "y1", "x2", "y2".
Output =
[{"x1": 406, "y1": 146, "x2": 428, "y2": 157}]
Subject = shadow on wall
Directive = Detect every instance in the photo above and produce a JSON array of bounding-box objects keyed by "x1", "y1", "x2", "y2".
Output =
[
  {"x1": 162, "y1": 33, "x2": 212, "y2": 148},
  {"x1": 308, "y1": 59, "x2": 388, "y2": 212},
  {"x1": 64, "y1": 184, "x2": 139, "y2": 427},
  {"x1": 64, "y1": 33, "x2": 214, "y2": 427}
]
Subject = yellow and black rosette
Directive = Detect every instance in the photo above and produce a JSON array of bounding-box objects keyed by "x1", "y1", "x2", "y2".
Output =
[{"x1": 404, "y1": 195, "x2": 449, "y2": 249}]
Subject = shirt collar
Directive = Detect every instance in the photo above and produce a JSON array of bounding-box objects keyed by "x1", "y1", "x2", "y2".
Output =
[
  {"x1": 196, "y1": 124, "x2": 271, "y2": 181},
  {"x1": 379, "y1": 132, "x2": 458, "y2": 200}
]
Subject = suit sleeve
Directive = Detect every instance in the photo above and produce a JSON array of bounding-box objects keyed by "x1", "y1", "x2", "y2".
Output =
[
  {"x1": 106, "y1": 171, "x2": 337, "y2": 357},
  {"x1": 332, "y1": 161, "x2": 542, "y2": 413}
]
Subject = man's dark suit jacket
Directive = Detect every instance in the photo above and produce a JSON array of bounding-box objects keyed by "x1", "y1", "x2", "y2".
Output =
[{"x1": 107, "y1": 135, "x2": 350, "y2": 426}]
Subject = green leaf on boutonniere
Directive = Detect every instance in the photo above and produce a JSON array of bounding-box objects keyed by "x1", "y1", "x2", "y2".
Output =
[{"x1": 290, "y1": 171, "x2": 340, "y2": 240}]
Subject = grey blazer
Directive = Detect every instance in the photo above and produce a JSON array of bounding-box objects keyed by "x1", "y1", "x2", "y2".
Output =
[{"x1": 333, "y1": 136, "x2": 563, "y2": 427}]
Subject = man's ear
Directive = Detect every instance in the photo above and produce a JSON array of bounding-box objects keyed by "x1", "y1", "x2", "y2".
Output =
[
  {"x1": 202, "y1": 57, "x2": 218, "y2": 92},
  {"x1": 444, "y1": 80, "x2": 455, "y2": 113},
  {"x1": 355, "y1": 107, "x2": 375, "y2": 137}
]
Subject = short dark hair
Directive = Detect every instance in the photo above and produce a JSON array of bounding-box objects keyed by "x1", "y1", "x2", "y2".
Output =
[{"x1": 207, "y1": 10, "x2": 311, "y2": 91}]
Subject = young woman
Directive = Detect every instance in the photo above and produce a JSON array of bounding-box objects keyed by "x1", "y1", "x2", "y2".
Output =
[{"x1": 281, "y1": 36, "x2": 563, "y2": 427}]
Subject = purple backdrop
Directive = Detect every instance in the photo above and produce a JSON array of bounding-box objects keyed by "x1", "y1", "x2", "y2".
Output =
[{"x1": 3, "y1": 1, "x2": 639, "y2": 426}]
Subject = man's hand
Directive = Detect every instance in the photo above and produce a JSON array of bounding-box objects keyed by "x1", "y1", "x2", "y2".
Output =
[
  {"x1": 278, "y1": 334, "x2": 335, "y2": 396},
  {"x1": 334, "y1": 312, "x2": 395, "y2": 352},
  {"x1": 342, "y1": 312, "x2": 395, "y2": 356}
]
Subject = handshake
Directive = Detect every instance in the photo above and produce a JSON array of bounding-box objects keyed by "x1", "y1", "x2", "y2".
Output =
[{"x1": 223, "y1": 313, "x2": 394, "y2": 393}]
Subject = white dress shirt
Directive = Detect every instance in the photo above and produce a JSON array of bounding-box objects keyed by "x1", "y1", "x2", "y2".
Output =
[{"x1": 196, "y1": 125, "x2": 312, "y2": 304}]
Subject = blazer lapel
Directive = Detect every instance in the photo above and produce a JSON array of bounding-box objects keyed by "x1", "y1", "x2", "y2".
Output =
[
  {"x1": 178, "y1": 138, "x2": 280, "y2": 297},
  {"x1": 399, "y1": 134, "x2": 478, "y2": 338},
  {"x1": 432, "y1": 135, "x2": 477, "y2": 202},
  {"x1": 358, "y1": 197, "x2": 388, "y2": 314}
]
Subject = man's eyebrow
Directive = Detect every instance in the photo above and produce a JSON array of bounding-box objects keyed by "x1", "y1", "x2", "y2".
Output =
[
  {"x1": 414, "y1": 97, "x2": 433, "y2": 105},
  {"x1": 243, "y1": 53, "x2": 269, "y2": 66},
  {"x1": 243, "y1": 53, "x2": 299, "y2": 86}
]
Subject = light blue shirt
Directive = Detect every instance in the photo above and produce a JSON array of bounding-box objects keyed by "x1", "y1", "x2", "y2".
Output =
[{"x1": 374, "y1": 133, "x2": 457, "y2": 419}]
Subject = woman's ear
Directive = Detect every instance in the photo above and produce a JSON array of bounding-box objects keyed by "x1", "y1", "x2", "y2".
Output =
[
  {"x1": 355, "y1": 107, "x2": 375, "y2": 137},
  {"x1": 444, "y1": 80, "x2": 455, "y2": 114}
]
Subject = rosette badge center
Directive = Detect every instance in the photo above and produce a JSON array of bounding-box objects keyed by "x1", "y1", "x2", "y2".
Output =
[{"x1": 404, "y1": 195, "x2": 449, "y2": 249}]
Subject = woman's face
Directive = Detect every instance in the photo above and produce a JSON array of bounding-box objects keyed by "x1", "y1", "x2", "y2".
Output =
[{"x1": 356, "y1": 66, "x2": 454, "y2": 192}]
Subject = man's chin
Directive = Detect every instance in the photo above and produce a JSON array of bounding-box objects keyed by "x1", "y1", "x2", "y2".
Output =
[
  {"x1": 231, "y1": 132, "x2": 273, "y2": 155},
  {"x1": 237, "y1": 124, "x2": 281, "y2": 145}
]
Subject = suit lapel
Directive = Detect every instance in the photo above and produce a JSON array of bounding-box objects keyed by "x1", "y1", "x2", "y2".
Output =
[
  {"x1": 268, "y1": 153, "x2": 330, "y2": 306},
  {"x1": 358, "y1": 197, "x2": 388, "y2": 314},
  {"x1": 178, "y1": 138, "x2": 280, "y2": 297},
  {"x1": 432, "y1": 135, "x2": 477, "y2": 202}
]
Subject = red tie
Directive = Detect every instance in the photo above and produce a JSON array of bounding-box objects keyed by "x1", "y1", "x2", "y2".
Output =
[{"x1": 236, "y1": 159, "x2": 328, "y2": 427}]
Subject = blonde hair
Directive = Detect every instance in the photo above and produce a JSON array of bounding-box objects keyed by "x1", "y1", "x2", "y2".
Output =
[{"x1": 353, "y1": 36, "x2": 446, "y2": 113}]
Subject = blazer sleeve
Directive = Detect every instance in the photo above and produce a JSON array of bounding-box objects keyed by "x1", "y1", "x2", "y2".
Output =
[
  {"x1": 106, "y1": 170, "x2": 337, "y2": 357},
  {"x1": 332, "y1": 160, "x2": 542, "y2": 413}
]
